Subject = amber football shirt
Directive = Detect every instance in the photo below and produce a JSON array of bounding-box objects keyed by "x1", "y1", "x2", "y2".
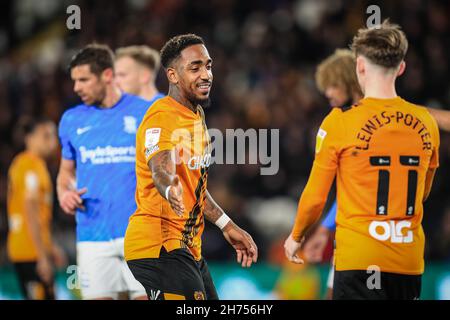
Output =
[
  {"x1": 293, "y1": 97, "x2": 439, "y2": 275},
  {"x1": 7, "y1": 151, "x2": 53, "y2": 262},
  {"x1": 125, "y1": 96, "x2": 211, "y2": 261}
]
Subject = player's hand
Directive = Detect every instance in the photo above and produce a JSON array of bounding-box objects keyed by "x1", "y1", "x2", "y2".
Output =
[
  {"x1": 51, "y1": 244, "x2": 67, "y2": 268},
  {"x1": 284, "y1": 234, "x2": 305, "y2": 264},
  {"x1": 222, "y1": 221, "x2": 258, "y2": 268},
  {"x1": 303, "y1": 226, "x2": 330, "y2": 263},
  {"x1": 168, "y1": 175, "x2": 184, "y2": 216},
  {"x1": 59, "y1": 187, "x2": 87, "y2": 215},
  {"x1": 37, "y1": 256, "x2": 53, "y2": 285}
]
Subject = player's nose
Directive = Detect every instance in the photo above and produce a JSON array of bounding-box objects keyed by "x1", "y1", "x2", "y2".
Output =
[
  {"x1": 200, "y1": 67, "x2": 212, "y2": 81},
  {"x1": 73, "y1": 81, "x2": 82, "y2": 94}
]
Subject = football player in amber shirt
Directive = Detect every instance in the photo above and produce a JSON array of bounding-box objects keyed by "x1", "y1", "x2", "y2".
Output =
[
  {"x1": 304, "y1": 49, "x2": 450, "y2": 300},
  {"x1": 7, "y1": 118, "x2": 66, "y2": 300},
  {"x1": 285, "y1": 21, "x2": 439, "y2": 300},
  {"x1": 125, "y1": 34, "x2": 258, "y2": 300}
]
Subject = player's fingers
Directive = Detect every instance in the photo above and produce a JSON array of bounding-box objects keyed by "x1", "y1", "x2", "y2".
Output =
[
  {"x1": 291, "y1": 255, "x2": 304, "y2": 264},
  {"x1": 65, "y1": 207, "x2": 75, "y2": 215},
  {"x1": 77, "y1": 187, "x2": 88, "y2": 196},
  {"x1": 65, "y1": 197, "x2": 78, "y2": 210},
  {"x1": 236, "y1": 250, "x2": 242, "y2": 264},
  {"x1": 249, "y1": 244, "x2": 258, "y2": 263},
  {"x1": 60, "y1": 204, "x2": 73, "y2": 215},
  {"x1": 171, "y1": 197, "x2": 184, "y2": 208},
  {"x1": 240, "y1": 250, "x2": 249, "y2": 268},
  {"x1": 171, "y1": 203, "x2": 184, "y2": 216},
  {"x1": 245, "y1": 250, "x2": 253, "y2": 267},
  {"x1": 74, "y1": 194, "x2": 83, "y2": 205},
  {"x1": 170, "y1": 201, "x2": 184, "y2": 212}
]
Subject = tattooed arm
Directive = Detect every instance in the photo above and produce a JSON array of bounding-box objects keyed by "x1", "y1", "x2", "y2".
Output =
[
  {"x1": 148, "y1": 150, "x2": 184, "y2": 216},
  {"x1": 204, "y1": 190, "x2": 226, "y2": 224},
  {"x1": 204, "y1": 190, "x2": 258, "y2": 267}
]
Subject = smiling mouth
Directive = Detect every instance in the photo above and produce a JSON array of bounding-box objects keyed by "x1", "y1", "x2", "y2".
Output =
[{"x1": 197, "y1": 83, "x2": 211, "y2": 90}]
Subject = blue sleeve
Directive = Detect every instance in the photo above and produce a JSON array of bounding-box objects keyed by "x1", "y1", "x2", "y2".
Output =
[
  {"x1": 321, "y1": 200, "x2": 337, "y2": 231},
  {"x1": 58, "y1": 110, "x2": 76, "y2": 160}
]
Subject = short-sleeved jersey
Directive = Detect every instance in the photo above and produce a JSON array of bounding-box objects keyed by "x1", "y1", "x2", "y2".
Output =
[
  {"x1": 58, "y1": 93, "x2": 162, "y2": 242},
  {"x1": 7, "y1": 152, "x2": 53, "y2": 262},
  {"x1": 315, "y1": 97, "x2": 439, "y2": 275},
  {"x1": 125, "y1": 96, "x2": 211, "y2": 262}
]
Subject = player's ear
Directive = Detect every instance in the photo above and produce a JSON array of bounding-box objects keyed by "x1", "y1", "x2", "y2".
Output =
[
  {"x1": 101, "y1": 68, "x2": 114, "y2": 83},
  {"x1": 139, "y1": 69, "x2": 150, "y2": 85},
  {"x1": 356, "y1": 56, "x2": 365, "y2": 76},
  {"x1": 166, "y1": 67, "x2": 179, "y2": 85},
  {"x1": 397, "y1": 61, "x2": 406, "y2": 77}
]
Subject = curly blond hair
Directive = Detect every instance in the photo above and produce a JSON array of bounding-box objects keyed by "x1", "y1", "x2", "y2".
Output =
[{"x1": 315, "y1": 49, "x2": 362, "y2": 98}]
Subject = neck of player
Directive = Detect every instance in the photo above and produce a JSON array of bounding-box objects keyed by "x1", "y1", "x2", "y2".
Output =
[
  {"x1": 168, "y1": 85, "x2": 198, "y2": 113},
  {"x1": 363, "y1": 70, "x2": 398, "y2": 100},
  {"x1": 139, "y1": 84, "x2": 158, "y2": 101},
  {"x1": 100, "y1": 85, "x2": 122, "y2": 108}
]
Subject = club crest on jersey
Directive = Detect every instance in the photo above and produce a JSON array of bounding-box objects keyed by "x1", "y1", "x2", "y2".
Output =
[
  {"x1": 194, "y1": 291, "x2": 205, "y2": 300},
  {"x1": 145, "y1": 128, "x2": 161, "y2": 148},
  {"x1": 123, "y1": 116, "x2": 137, "y2": 134},
  {"x1": 315, "y1": 128, "x2": 327, "y2": 153}
]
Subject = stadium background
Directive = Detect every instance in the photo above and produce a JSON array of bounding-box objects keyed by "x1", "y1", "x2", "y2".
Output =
[{"x1": 0, "y1": 0, "x2": 449, "y2": 299}]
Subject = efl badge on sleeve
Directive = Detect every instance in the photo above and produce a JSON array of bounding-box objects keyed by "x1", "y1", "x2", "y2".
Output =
[
  {"x1": 315, "y1": 128, "x2": 327, "y2": 154},
  {"x1": 145, "y1": 128, "x2": 161, "y2": 148}
]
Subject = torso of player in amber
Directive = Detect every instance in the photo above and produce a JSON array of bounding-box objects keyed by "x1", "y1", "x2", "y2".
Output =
[
  {"x1": 318, "y1": 97, "x2": 439, "y2": 275},
  {"x1": 7, "y1": 151, "x2": 53, "y2": 262},
  {"x1": 125, "y1": 96, "x2": 211, "y2": 262}
]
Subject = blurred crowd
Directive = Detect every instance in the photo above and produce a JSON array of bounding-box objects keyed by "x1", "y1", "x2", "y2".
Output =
[{"x1": 1, "y1": 0, "x2": 450, "y2": 266}]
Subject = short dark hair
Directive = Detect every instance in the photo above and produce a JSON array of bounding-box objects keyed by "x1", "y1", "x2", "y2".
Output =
[
  {"x1": 68, "y1": 43, "x2": 115, "y2": 75},
  {"x1": 160, "y1": 34, "x2": 205, "y2": 69},
  {"x1": 22, "y1": 116, "x2": 53, "y2": 136}
]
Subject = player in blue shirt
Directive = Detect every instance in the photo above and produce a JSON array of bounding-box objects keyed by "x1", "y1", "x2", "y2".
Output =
[
  {"x1": 57, "y1": 44, "x2": 161, "y2": 300},
  {"x1": 114, "y1": 45, "x2": 163, "y2": 103}
]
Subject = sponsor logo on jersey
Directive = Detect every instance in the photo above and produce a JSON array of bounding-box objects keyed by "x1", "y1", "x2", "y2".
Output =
[
  {"x1": 79, "y1": 145, "x2": 136, "y2": 164},
  {"x1": 368, "y1": 220, "x2": 413, "y2": 243},
  {"x1": 188, "y1": 153, "x2": 212, "y2": 170},
  {"x1": 123, "y1": 116, "x2": 137, "y2": 134}
]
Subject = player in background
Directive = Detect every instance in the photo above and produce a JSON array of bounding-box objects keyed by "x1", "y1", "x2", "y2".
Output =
[
  {"x1": 285, "y1": 21, "x2": 439, "y2": 299},
  {"x1": 303, "y1": 49, "x2": 363, "y2": 300},
  {"x1": 7, "y1": 118, "x2": 67, "y2": 300},
  {"x1": 303, "y1": 49, "x2": 450, "y2": 299},
  {"x1": 125, "y1": 34, "x2": 258, "y2": 300},
  {"x1": 114, "y1": 45, "x2": 164, "y2": 102},
  {"x1": 57, "y1": 44, "x2": 149, "y2": 300}
]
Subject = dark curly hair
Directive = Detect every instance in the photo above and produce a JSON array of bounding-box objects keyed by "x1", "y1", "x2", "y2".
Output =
[
  {"x1": 68, "y1": 43, "x2": 114, "y2": 75},
  {"x1": 160, "y1": 34, "x2": 205, "y2": 69}
]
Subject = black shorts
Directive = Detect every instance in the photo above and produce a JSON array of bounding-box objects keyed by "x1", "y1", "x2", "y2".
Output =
[
  {"x1": 13, "y1": 262, "x2": 55, "y2": 300},
  {"x1": 333, "y1": 270, "x2": 421, "y2": 300},
  {"x1": 127, "y1": 247, "x2": 218, "y2": 300}
]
